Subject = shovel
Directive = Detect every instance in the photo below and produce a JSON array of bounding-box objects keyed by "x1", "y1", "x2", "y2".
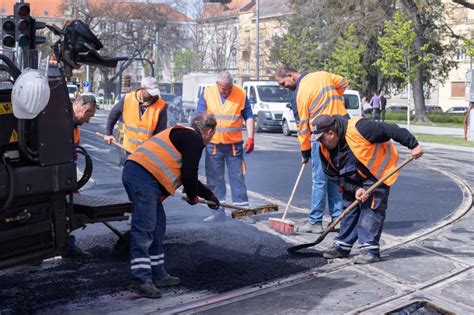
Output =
[{"x1": 287, "y1": 156, "x2": 414, "y2": 254}]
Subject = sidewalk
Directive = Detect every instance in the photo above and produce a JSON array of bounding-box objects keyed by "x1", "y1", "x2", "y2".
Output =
[{"x1": 397, "y1": 123, "x2": 465, "y2": 137}]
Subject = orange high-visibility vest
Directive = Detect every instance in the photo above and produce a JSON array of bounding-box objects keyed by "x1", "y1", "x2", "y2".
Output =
[
  {"x1": 296, "y1": 71, "x2": 349, "y2": 151},
  {"x1": 74, "y1": 127, "x2": 80, "y2": 144},
  {"x1": 320, "y1": 117, "x2": 399, "y2": 186},
  {"x1": 128, "y1": 126, "x2": 193, "y2": 194},
  {"x1": 205, "y1": 85, "x2": 245, "y2": 144},
  {"x1": 122, "y1": 92, "x2": 166, "y2": 152}
]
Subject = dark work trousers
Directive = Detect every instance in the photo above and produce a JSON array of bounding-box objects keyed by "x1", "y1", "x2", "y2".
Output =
[
  {"x1": 373, "y1": 108, "x2": 381, "y2": 121},
  {"x1": 381, "y1": 109, "x2": 386, "y2": 122},
  {"x1": 122, "y1": 161, "x2": 167, "y2": 283},
  {"x1": 333, "y1": 182, "x2": 390, "y2": 257}
]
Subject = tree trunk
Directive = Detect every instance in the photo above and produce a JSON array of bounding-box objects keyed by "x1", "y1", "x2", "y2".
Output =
[{"x1": 412, "y1": 67, "x2": 429, "y2": 122}]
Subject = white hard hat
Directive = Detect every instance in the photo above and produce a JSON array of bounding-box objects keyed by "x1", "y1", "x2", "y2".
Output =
[{"x1": 12, "y1": 68, "x2": 51, "y2": 120}]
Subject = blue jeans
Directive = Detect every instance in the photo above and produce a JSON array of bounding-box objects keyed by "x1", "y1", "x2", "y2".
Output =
[
  {"x1": 122, "y1": 161, "x2": 167, "y2": 283},
  {"x1": 205, "y1": 142, "x2": 248, "y2": 206},
  {"x1": 334, "y1": 182, "x2": 389, "y2": 257},
  {"x1": 309, "y1": 140, "x2": 343, "y2": 224}
]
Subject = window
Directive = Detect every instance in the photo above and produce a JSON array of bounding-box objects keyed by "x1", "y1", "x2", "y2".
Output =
[
  {"x1": 454, "y1": 48, "x2": 466, "y2": 61},
  {"x1": 249, "y1": 87, "x2": 257, "y2": 103},
  {"x1": 451, "y1": 82, "x2": 465, "y2": 97}
]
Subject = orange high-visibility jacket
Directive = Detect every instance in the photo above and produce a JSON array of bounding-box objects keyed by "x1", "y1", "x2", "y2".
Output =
[
  {"x1": 74, "y1": 127, "x2": 80, "y2": 144},
  {"x1": 128, "y1": 126, "x2": 193, "y2": 194},
  {"x1": 205, "y1": 85, "x2": 246, "y2": 144},
  {"x1": 296, "y1": 71, "x2": 349, "y2": 151},
  {"x1": 320, "y1": 117, "x2": 399, "y2": 186},
  {"x1": 122, "y1": 92, "x2": 166, "y2": 152}
]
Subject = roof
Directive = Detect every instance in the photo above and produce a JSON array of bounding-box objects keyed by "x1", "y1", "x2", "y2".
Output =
[
  {"x1": 259, "y1": 0, "x2": 293, "y2": 18},
  {"x1": 0, "y1": 0, "x2": 64, "y2": 18},
  {"x1": 202, "y1": 0, "x2": 253, "y2": 19}
]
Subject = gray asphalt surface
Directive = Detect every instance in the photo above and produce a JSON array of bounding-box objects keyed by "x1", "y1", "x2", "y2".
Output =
[{"x1": 0, "y1": 111, "x2": 467, "y2": 313}]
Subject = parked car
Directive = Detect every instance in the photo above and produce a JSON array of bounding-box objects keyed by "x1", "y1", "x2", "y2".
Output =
[
  {"x1": 386, "y1": 105, "x2": 408, "y2": 112},
  {"x1": 425, "y1": 105, "x2": 443, "y2": 113},
  {"x1": 446, "y1": 106, "x2": 468, "y2": 114},
  {"x1": 67, "y1": 84, "x2": 79, "y2": 101},
  {"x1": 161, "y1": 93, "x2": 185, "y2": 122}
]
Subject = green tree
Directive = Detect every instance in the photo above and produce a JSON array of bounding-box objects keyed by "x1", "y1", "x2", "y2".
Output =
[
  {"x1": 173, "y1": 49, "x2": 196, "y2": 81},
  {"x1": 326, "y1": 25, "x2": 367, "y2": 91}
]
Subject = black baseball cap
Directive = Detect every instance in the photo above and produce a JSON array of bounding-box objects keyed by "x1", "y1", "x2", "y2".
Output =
[{"x1": 313, "y1": 115, "x2": 336, "y2": 140}]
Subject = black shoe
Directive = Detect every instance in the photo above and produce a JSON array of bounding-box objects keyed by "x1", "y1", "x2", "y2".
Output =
[
  {"x1": 130, "y1": 282, "x2": 162, "y2": 299},
  {"x1": 154, "y1": 273, "x2": 181, "y2": 287},
  {"x1": 353, "y1": 252, "x2": 381, "y2": 264},
  {"x1": 322, "y1": 245, "x2": 349, "y2": 259},
  {"x1": 62, "y1": 245, "x2": 93, "y2": 260}
]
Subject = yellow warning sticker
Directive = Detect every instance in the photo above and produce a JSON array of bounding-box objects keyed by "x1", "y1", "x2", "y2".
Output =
[
  {"x1": 9, "y1": 129, "x2": 17, "y2": 143},
  {"x1": 0, "y1": 102, "x2": 13, "y2": 115}
]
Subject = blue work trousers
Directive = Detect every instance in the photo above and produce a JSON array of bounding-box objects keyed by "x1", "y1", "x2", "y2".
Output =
[
  {"x1": 122, "y1": 161, "x2": 167, "y2": 283},
  {"x1": 334, "y1": 183, "x2": 389, "y2": 257},
  {"x1": 205, "y1": 142, "x2": 248, "y2": 206},
  {"x1": 309, "y1": 140, "x2": 343, "y2": 224}
]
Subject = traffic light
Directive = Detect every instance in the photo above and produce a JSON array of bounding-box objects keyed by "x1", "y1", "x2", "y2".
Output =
[
  {"x1": 14, "y1": 3, "x2": 31, "y2": 48},
  {"x1": 2, "y1": 16, "x2": 15, "y2": 48},
  {"x1": 29, "y1": 18, "x2": 46, "y2": 49},
  {"x1": 123, "y1": 75, "x2": 132, "y2": 87}
]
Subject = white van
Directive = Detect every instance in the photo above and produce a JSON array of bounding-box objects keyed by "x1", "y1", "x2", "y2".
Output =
[
  {"x1": 242, "y1": 81, "x2": 292, "y2": 132},
  {"x1": 67, "y1": 84, "x2": 78, "y2": 101},
  {"x1": 281, "y1": 89, "x2": 362, "y2": 136}
]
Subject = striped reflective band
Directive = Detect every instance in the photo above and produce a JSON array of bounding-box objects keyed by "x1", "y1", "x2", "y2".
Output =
[
  {"x1": 376, "y1": 142, "x2": 393, "y2": 179},
  {"x1": 297, "y1": 129, "x2": 310, "y2": 135},
  {"x1": 125, "y1": 124, "x2": 154, "y2": 135},
  {"x1": 312, "y1": 95, "x2": 343, "y2": 118},
  {"x1": 216, "y1": 127, "x2": 242, "y2": 133},
  {"x1": 128, "y1": 138, "x2": 143, "y2": 145},
  {"x1": 131, "y1": 257, "x2": 151, "y2": 270},
  {"x1": 215, "y1": 114, "x2": 241, "y2": 121},
  {"x1": 309, "y1": 86, "x2": 337, "y2": 114},
  {"x1": 136, "y1": 147, "x2": 181, "y2": 187},
  {"x1": 298, "y1": 119, "x2": 308, "y2": 126},
  {"x1": 150, "y1": 254, "x2": 164, "y2": 266},
  {"x1": 149, "y1": 137, "x2": 181, "y2": 162}
]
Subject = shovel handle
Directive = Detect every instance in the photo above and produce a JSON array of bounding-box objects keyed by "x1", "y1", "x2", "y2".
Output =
[
  {"x1": 282, "y1": 163, "x2": 306, "y2": 220},
  {"x1": 288, "y1": 156, "x2": 415, "y2": 253},
  {"x1": 95, "y1": 132, "x2": 132, "y2": 154}
]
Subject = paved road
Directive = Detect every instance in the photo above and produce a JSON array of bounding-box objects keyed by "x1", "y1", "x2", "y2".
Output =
[{"x1": 0, "y1": 110, "x2": 469, "y2": 313}]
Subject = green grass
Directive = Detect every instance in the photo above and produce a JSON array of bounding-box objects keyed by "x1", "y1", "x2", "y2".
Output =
[{"x1": 413, "y1": 133, "x2": 474, "y2": 148}]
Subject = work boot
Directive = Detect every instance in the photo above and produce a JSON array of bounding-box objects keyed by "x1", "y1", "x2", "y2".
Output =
[
  {"x1": 154, "y1": 273, "x2": 181, "y2": 287},
  {"x1": 322, "y1": 245, "x2": 349, "y2": 259},
  {"x1": 62, "y1": 245, "x2": 93, "y2": 260},
  {"x1": 298, "y1": 221, "x2": 323, "y2": 233},
  {"x1": 353, "y1": 252, "x2": 381, "y2": 264},
  {"x1": 129, "y1": 282, "x2": 162, "y2": 299},
  {"x1": 329, "y1": 218, "x2": 341, "y2": 232},
  {"x1": 203, "y1": 208, "x2": 225, "y2": 223}
]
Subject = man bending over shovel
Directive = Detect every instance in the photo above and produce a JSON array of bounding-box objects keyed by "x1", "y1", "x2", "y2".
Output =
[{"x1": 314, "y1": 115, "x2": 423, "y2": 264}]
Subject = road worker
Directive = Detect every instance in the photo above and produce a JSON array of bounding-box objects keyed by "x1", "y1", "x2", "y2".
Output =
[
  {"x1": 122, "y1": 112, "x2": 220, "y2": 298},
  {"x1": 103, "y1": 76, "x2": 167, "y2": 153},
  {"x1": 276, "y1": 65, "x2": 349, "y2": 233},
  {"x1": 196, "y1": 71, "x2": 255, "y2": 222},
  {"x1": 313, "y1": 114, "x2": 423, "y2": 264}
]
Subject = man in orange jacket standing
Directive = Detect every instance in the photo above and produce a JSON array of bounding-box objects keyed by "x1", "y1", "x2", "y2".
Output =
[
  {"x1": 276, "y1": 65, "x2": 349, "y2": 233},
  {"x1": 103, "y1": 76, "x2": 167, "y2": 153},
  {"x1": 196, "y1": 71, "x2": 255, "y2": 222}
]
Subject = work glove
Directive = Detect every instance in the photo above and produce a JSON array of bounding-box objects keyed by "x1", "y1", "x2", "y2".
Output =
[
  {"x1": 186, "y1": 195, "x2": 199, "y2": 206},
  {"x1": 206, "y1": 194, "x2": 220, "y2": 210},
  {"x1": 244, "y1": 137, "x2": 254, "y2": 153}
]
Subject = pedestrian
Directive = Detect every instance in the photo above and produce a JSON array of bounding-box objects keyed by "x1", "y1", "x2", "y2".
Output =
[
  {"x1": 313, "y1": 114, "x2": 423, "y2": 264},
  {"x1": 103, "y1": 76, "x2": 167, "y2": 153},
  {"x1": 370, "y1": 91, "x2": 382, "y2": 121},
  {"x1": 196, "y1": 71, "x2": 255, "y2": 222},
  {"x1": 380, "y1": 91, "x2": 387, "y2": 122},
  {"x1": 63, "y1": 95, "x2": 97, "y2": 259},
  {"x1": 122, "y1": 112, "x2": 221, "y2": 298},
  {"x1": 275, "y1": 65, "x2": 348, "y2": 234}
]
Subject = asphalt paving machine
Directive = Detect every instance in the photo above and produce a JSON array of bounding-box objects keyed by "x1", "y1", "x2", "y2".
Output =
[{"x1": 0, "y1": 4, "x2": 132, "y2": 269}]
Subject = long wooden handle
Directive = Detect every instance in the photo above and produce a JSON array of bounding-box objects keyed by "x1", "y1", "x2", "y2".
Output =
[
  {"x1": 288, "y1": 156, "x2": 415, "y2": 253},
  {"x1": 281, "y1": 163, "x2": 306, "y2": 220},
  {"x1": 96, "y1": 132, "x2": 132, "y2": 154},
  {"x1": 181, "y1": 196, "x2": 248, "y2": 211}
]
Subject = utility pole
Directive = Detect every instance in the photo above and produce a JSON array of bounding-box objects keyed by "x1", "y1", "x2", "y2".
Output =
[
  {"x1": 255, "y1": 0, "x2": 260, "y2": 80},
  {"x1": 153, "y1": 28, "x2": 159, "y2": 79}
]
